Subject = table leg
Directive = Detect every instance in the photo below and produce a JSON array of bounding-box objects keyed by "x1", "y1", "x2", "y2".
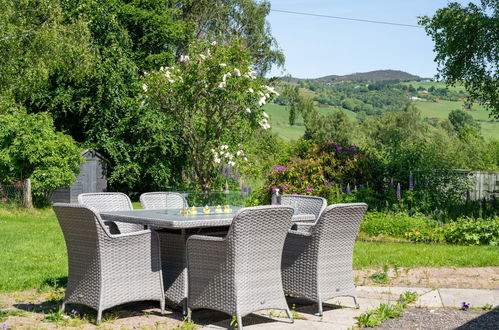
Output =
[{"x1": 157, "y1": 229, "x2": 189, "y2": 314}]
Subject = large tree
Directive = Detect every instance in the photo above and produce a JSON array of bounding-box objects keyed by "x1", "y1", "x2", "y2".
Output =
[{"x1": 419, "y1": 0, "x2": 498, "y2": 118}]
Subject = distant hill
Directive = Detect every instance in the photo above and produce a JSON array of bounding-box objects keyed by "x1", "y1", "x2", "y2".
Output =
[{"x1": 282, "y1": 70, "x2": 421, "y2": 82}]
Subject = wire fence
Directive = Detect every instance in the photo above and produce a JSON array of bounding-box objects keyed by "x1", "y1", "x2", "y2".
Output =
[{"x1": 0, "y1": 182, "x2": 24, "y2": 205}]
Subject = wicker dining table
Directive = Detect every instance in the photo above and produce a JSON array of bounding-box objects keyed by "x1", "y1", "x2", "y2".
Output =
[{"x1": 100, "y1": 207, "x2": 316, "y2": 314}]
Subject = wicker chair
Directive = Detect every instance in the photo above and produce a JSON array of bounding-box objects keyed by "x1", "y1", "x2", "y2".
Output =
[
  {"x1": 140, "y1": 192, "x2": 188, "y2": 210},
  {"x1": 78, "y1": 192, "x2": 143, "y2": 234},
  {"x1": 187, "y1": 206, "x2": 295, "y2": 329},
  {"x1": 281, "y1": 203, "x2": 368, "y2": 316},
  {"x1": 280, "y1": 194, "x2": 327, "y2": 222},
  {"x1": 53, "y1": 203, "x2": 165, "y2": 324}
]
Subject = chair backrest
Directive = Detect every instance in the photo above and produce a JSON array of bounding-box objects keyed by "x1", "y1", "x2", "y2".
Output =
[
  {"x1": 78, "y1": 192, "x2": 133, "y2": 212},
  {"x1": 312, "y1": 203, "x2": 367, "y2": 260},
  {"x1": 140, "y1": 192, "x2": 187, "y2": 210},
  {"x1": 227, "y1": 205, "x2": 294, "y2": 279},
  {"x1": 53, "y1": 203, "x2": 109, "y2": 268},
  {"x1": 281, "y1": 194, "x2": 327, "y2": 219}
]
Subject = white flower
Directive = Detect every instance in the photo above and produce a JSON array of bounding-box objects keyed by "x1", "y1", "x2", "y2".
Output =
[
  {"x1": 211, "y1": 41, "x2": 217, "y2": 46},
  {"x1": 234, "y1": 68, "x2": 241, "y2": 76},
  {"x1": 259, "y1": 118, "x2": 271, "y2": 129},
  {"x1": 180, "y1": 55, "x2": 190, "y2": 62},
  {"x1": 160, "y1": 66, "x2": 164, "y2": 71},
  {"x1": 142, "y1": 84, "x2": 148, "y2": 92},
  {"x1": 257, "y1": 91, "x2": 264, "y2": 97},
  {"x1": 164, "y1": 71, "x2": 171, "y2": 78},
  {"x1": 258, "y1": 97, "x2": 266, "y2": 106},
  {"x1": 265, "y1": 93, "x2": 270, "y2": 98},
  {"x1": 222, "y1": 72, "x2": 232, "y2": 82},
  {"x1": 225, "y1": 153, "x2": 233, "y2": 160},
  {"x1": 263, "y1": 111, "x2": 269, "y2": 119},
  {"x1": 210, "y1": 149, "x2": 216, "y2": 153},
  {"x1": 218, "y1": 81, "x2": 226, "y2": 88},
  {"x1": 236, "y1": 150, "x2": 244, "y2": 156},
  {"x1": 219, "y1": 63, "x2": 227, "y2": 67},
  {"x1": 228, "y1": 161, "x2": 236, "y2": 167},
  {"x1": 220, "y1": 151, "x2": 225, "y2": 156},
  {"x1": 244, "y1": 157, "x2": 248, "y2": 161},
  {"x1": 264, "y1": 85, "x2": 278, "y2": 94},
  {"x1": 169, "y1": 79, "x2": 175, "y2": 83},
  {"x1": 243, "y1": 74, "x2": 250, "y2": 79},
  {"x1": 248, "y1": 88, "x2": 254, "y2": 93},
  {"x1": 200, "y1": 54, "x2": 206, "y2": 60},
  {"x1": 214, "y1": 157, "x2": 221, "y2": 164},
  {"x1": 221, "y1": 145, "x2": 229, "y2": 150},
  {"x1": 245, "y1": 108, "x2": 251, "y2": 113}
]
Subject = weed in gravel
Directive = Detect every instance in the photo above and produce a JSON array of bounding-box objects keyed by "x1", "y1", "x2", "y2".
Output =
[
  {"x1": 369, "y1": 271, "x2": 389, "y2": 284},
  {"x1": 355, "y1": 291, "x2": 420, "y2": 328},
  {"x1": 173, "y1": 316, "x2": 196, "y2": 330},
  {"x1": 0, "y1": 310, "x2": 27, "y2": 322}
]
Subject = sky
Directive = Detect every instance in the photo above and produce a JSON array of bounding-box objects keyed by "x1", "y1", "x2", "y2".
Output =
[{"x1": 266, "y1": 0, "x2": 478, "y2": 79}]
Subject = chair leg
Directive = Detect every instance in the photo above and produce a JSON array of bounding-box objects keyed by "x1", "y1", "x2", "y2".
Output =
[
  {"x1": 96, "y1": 309, "x2": 102, "y2": 325},
  {"x1": 353, "y1": 296, "x2": 360, "y2": 309},
  {"x1": 59, "y1": 301, "x2": 65, "y2": 313},
  {"x1": 236, "y1": 314, "x2": 243, "y2": 330},
  {"x1": 285, "y1": 308, "x2": 294, "y2": 323},
  {"x1": 318, "y1": 300, "x2": 323, "y2": 317},
  {"x1": 160, "y1": 298, "x2": 165, "y2": 314}
]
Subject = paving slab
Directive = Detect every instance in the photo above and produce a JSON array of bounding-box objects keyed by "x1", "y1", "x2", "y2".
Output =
[
  {"x1": 438, "y1": 288, "x2": 499, "y2": 308},
  {"x1": 415, "y1": 289, "x2": 443, "y2": 308}
]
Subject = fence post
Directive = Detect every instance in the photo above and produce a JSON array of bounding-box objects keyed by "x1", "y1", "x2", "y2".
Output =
[{"x1": 23, "y1": 179, "x2": 33, "y2": 209}]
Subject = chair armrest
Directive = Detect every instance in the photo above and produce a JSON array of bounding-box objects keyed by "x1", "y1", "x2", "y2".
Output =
[
  {"x1": 291, "y1": 222, "x2": 315, "y2": 233},
  {"x1": 287, "y1": 228, "x2": 313, "y2": 237},
  {"x1": 110, "y1": 229, "x2": 152, "y2": 239}
]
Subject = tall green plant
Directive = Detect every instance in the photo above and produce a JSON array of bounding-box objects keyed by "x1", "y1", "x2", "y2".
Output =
[{"x1": 144, "y1": 41, "x2": 278, "y2": 191}]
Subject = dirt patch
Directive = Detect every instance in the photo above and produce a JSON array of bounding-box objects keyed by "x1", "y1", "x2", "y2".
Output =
[
  {"x1": 354, "y1": 267, "x2": 499, "y2": 289},
  {"x1": 1, "y1": 267, "x2": 498, "y2": 329}
]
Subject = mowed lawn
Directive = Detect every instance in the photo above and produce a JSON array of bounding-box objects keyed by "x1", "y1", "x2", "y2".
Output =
[{"x1": 1, "y1": 208, "x2": 498, "y2": 293}]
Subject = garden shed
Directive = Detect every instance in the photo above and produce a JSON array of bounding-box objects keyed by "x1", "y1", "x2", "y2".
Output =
[{"x1": 49, "y1": 149, "x2": 108, "y2": 203}]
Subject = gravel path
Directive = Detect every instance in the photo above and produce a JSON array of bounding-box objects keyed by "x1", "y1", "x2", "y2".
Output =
[{"x1": 373, "y1": 308, "x2": 499, "y2": 330}]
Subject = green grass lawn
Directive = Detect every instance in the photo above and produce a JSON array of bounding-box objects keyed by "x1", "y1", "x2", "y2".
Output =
[{"x1": 1, "y1": 208, "x2": 498, "y2": 294}]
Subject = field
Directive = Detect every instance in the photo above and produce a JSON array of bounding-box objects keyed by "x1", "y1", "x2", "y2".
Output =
[
  {"x1": 267, "y1": 80, "x2": 498, "y2": 141},
  {"x1": 264, "y1": 103, "x2": 358, "y2": 141},
  {"x1": 1, "y1": 207, "x2": 498, "y2": 293},
  {"x1": 414, "y1": 100, "x2": 498, "y2": 140}
]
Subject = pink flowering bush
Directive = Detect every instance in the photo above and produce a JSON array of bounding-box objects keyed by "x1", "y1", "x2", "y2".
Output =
[{"x1": 259, "y1": 139, "x2": 373, "y2": 202}]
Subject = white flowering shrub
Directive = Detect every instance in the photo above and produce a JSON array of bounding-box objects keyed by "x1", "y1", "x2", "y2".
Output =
[{"x1": 143, "y1": 42, "x2": 278, "y2": 191}]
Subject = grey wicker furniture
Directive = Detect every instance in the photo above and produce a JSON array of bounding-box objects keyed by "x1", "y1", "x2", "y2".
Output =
[
  {"x1": 281, "y1": 194, "x2": 327, "y2": 222},
  {"x1": 78, "y1": 192, "x2": 143, "y2": 233},
  {"x1": 281, "y1": 203, "x2": 368, "y2": 316},
  {"x1": 99, "y1": 208, "x2": 314, "y2": 314},
  {"x1": 186, "y1": 205, "x2": 295, "y2": 329},
  {"x1": 140, "y1": 192, "x2": 188, "y2": 210},
  {"x1": 53, "y1": 203, "x2": 165, "y2": 324}
]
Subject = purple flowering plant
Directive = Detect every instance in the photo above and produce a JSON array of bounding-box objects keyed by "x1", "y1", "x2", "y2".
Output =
[{"x1": 261, "y1": 140, "x2": 371, "y2": 201}]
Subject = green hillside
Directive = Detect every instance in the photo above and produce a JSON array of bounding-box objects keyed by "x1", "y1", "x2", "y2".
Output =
[
  {"x1": 272, "y1": 77, "x2": 498, "y2": 141},
  {"x1": 264, "y1": 103, "x2": 358, "y2": 141},
  {"x1": 414, "y1": 100, "x2": 498, "y2": 140}
]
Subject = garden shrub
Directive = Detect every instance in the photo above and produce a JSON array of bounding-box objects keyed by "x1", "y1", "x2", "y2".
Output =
[
  {"x1": 360, "y1": 212, "x2": 431, "y2": 239},
  {"x1": 260, "y1": 139, "x2": 373, "y2": 203},
  {"x1": 405, "y1": 216, "x2": 498, "y2": 245},
  {"x1": 439, "y1": 216, "x2": 499, "y2": 245}
]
